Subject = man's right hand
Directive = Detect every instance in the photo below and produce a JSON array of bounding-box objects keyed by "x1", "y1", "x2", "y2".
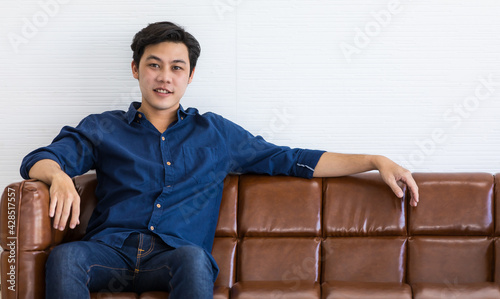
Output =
[
  {"x1": 28, "y1": 159, "x2": 81, "y2": 231},
  {"x1": 49, "y1": 172, "x2": 81, "y2": 231}
]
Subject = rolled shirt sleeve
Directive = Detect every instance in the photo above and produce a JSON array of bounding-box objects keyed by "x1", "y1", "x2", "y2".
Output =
[
  {"x1": 20, "y1": 116, "x2": 98, "y2": 179},
  {"x1": 217, "y1": 114, "x2": 325, "y2": 178}
]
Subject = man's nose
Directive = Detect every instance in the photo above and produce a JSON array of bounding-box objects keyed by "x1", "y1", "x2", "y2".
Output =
[{"x1": 157, "y1": 69, "x2": 172, "y2": 83}]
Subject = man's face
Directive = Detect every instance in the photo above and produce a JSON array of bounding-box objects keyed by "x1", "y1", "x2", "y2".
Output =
[{"x1": 132, "y1": 41, "x2": 194, "y2": 113}]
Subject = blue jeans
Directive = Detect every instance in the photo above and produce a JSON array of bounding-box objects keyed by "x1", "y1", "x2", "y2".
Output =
[{"x1": 45, "y1": 233, "x2": 214, "y2": 299}]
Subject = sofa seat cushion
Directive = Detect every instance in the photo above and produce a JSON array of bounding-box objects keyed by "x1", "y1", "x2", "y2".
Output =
[
  {"x1": 412, "y1": 282, "x2": 500, "y2": 299},
  {"x1": 89, "y1": 286, "x2": 230, "y2": 299},
  {"x1": 321, "y1": 281, "x2": 412, "y2": 299},
  {"x1": 213, "y1": 286, "x2": 231, "y2": 299},
  {"x1": 230, "y1": 281, "x2": 320, "y2": 298}
]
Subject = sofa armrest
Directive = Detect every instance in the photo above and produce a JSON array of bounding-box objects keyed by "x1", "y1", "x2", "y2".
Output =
[
  {"x1": 1, "y1": 179, "x2": 66, "y2": 299},
  {"x1": 1, "y1": 179, "x2": 62, "y2": 251}
]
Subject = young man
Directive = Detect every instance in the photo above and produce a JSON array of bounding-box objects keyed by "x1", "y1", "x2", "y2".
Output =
[{"x1": 21, "y1": 22, "x2": 419, "y2": 298}]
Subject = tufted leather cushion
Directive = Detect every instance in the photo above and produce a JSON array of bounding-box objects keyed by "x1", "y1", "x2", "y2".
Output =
[{"x1": 2, "y1": 172, "x2": 500, "y2": 299}]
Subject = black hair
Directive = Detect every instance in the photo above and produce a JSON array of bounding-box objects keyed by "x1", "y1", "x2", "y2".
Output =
[{"x1": 131, "y1": 21, "x2": 201, "y2": 75}]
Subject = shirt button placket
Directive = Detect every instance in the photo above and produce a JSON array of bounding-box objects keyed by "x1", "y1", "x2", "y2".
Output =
[{"x1": 161, "y1": 134, "x2": 173, "y2": 191}]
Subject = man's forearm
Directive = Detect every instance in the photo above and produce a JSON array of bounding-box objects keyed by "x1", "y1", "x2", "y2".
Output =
[
  {"x1": 312, "y1": 152, "x2": 380, "y2": 177},
  {"x1": 312, "y1": 152, "x2": 419, "y2": 206},
  {"x1": 28, "y1": 159, "x2": 81, "y2": 230},
  {"x1": 28, "y1": 159, "x2": 67, "y2": 185}
]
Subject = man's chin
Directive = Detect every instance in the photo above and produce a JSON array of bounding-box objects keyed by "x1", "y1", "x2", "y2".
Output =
[{"x1": 147, "y1": 100, "x2": 180, "y2": 111}]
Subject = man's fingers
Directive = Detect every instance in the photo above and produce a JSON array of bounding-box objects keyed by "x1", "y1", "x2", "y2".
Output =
[
  {"x1": 58, "y1": 201, "x2": 73, "y2": 231},
  {"x1": 47, "y1": 173, "x2": 81, "y2": 231},
  {"x1": 387, "y1": 178, "x2": 404, "y2": 198},
  {"x1": 400, "y1": 174, "x2": 419, "y2": 207},
  {"x1": 69, "y1": 198, "x2": 81, "y2": 229},
  {"x1": 49, "y1": 191, "x2": 81, "y2": 231},
  {"x1": 49, "y1": 194, "x2": 57, "y2": 218},
  {"x1": 52, "y1": 196, "x2": 64, "y2": 230},
  {"x1": 378, "y1": 159, "x2": 420, "y2": 207}
]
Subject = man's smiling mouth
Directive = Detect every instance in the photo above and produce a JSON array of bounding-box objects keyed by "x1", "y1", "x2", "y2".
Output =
[{"x1": 154, "y1": 88, "x2": 172, "y2": 94}]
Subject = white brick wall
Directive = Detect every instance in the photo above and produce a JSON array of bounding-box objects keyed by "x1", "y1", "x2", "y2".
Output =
[{"x1": 1, "y1": 0, "x2": 499, "y2": 191}]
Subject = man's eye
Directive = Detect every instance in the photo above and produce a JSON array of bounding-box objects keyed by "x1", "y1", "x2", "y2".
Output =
[
  {"x1": 149, "y1": 64, "x2": 160, "y2": 68},
  {"x1": 173, "y1": 66, "x2": 182, "y2": 70}
]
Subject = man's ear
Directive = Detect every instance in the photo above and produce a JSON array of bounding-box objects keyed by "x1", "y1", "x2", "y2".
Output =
[
  {"x1": 131, "y1": 61, "x2": 139, "y2": 79},
  {"x1": 188, "y1": 67, "x2": 195, "y2": 84}
]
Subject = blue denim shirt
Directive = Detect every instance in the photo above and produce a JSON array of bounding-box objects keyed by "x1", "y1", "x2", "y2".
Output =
[{"x1": 20, "y1": 102, "x2": 325, "y2": 280}]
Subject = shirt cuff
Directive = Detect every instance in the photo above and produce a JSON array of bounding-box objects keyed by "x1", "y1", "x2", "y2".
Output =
[
  {"x1": 293, "y1": 149, "x2": 326, "y2": 179},
  {"x1": 20, "y1": 151, "x2": 62, "y2": 180}
]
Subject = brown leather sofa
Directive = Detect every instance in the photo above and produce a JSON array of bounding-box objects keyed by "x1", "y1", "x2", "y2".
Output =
[{"x1": 2, "y1": 172, "x2": 500, "y2": 299}]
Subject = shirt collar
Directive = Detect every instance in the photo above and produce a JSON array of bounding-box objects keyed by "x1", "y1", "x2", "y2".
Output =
[
  {"x1": 178, "y1": 104, "x2": 198, "y2": 117},
  {"x1": 125, "y1": 101, "x2": 197, "y2": 124}
]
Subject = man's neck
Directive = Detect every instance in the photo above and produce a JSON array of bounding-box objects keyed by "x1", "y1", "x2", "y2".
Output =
[{"x1": 138, "y1": 103, "x2": 178, "y2": 133}]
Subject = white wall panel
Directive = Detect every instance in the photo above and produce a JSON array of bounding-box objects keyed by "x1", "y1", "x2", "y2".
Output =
[{"x1": 1, "y1": 0, "x2": 499, "y2": 190}]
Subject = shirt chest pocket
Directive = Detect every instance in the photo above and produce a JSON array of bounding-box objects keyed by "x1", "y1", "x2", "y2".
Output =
[{"x1": 181, "y1": 146, "x2": 219, "y2": 184}]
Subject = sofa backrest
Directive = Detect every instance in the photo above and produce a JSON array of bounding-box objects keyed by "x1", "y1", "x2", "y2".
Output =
[
  {"x1": 11, "y1": 172, "x2": 497, "y2": 291},
  {"x1": 408, "y1": 173, "x2": 495, "y2": 284}
]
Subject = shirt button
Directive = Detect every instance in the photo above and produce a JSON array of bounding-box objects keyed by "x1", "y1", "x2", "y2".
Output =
[
  {"x1": 161, "y1": 136, "x2": 165, "y2": 141},
  {"x1": 156, "y1": 204, "x2": 161, "y2": 208},
  {"x1": 150, "y1": 226, "x2": 155, "y2": 231},
  {"x1": 138, "y1": 114, "x2": 142, "y2": 118},
  {"x1": 166, "y1": 161, "x2": 171, "y2": 166}
]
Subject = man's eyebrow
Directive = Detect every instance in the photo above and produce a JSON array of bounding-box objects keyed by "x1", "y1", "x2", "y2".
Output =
[
  {"x1": 145, "y1": 55, "x2": 187, "y2": 65},
  {"x1": 145, "y1": 55, "x2": 162, "y2": 62},
  {"x1": 171, "y1": 59, "x2": 187, "y2": 64}
]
